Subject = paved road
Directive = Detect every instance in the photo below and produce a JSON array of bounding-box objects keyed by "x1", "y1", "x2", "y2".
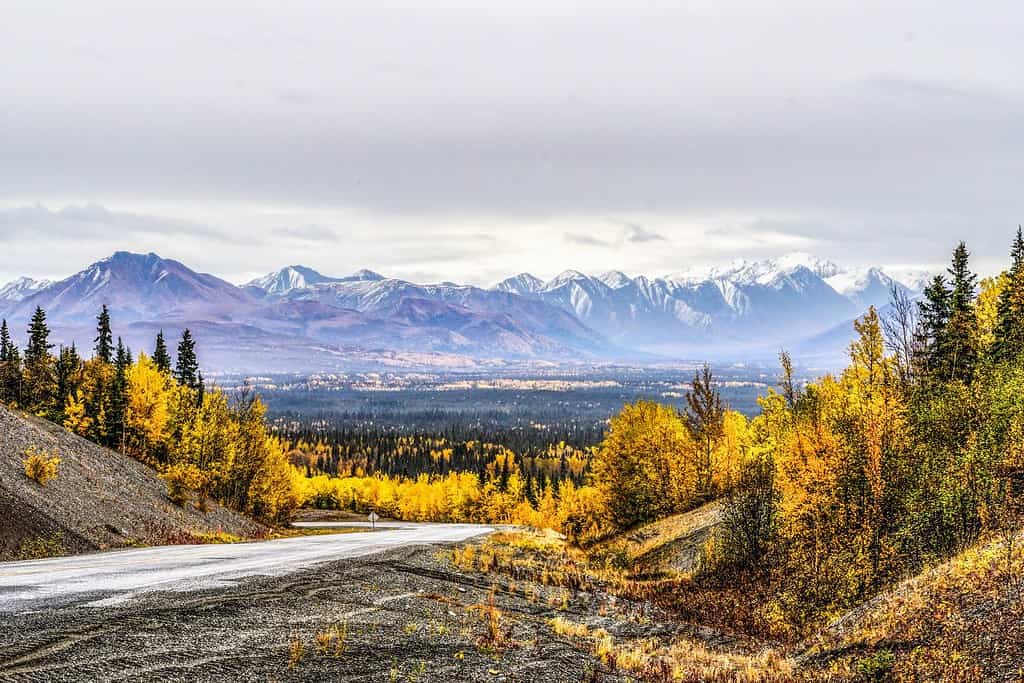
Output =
[{"x1": 0, "y1": 522, "x2": 492, "y2": 614}]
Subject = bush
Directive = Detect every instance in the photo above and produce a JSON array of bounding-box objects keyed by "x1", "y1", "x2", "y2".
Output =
[
  {"x1": 15, "y1": 534, "x2": 65, "y2": 559},
  {"x1": 23, "y1": 446, "x2": 60, "y2": 486},
  {"x1": 160, "y1": 463, "x2": 209, "y2": 507},
  {"x1": 855, "y1": 649, "x2": 895, "y2": 681}
]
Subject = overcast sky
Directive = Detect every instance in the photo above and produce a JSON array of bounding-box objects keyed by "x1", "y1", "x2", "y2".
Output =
[{"x1": 2, "y1": 1, "x2": 1023, "y2": 286}]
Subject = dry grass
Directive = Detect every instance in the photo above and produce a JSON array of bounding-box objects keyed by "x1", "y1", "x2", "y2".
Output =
[
  {"x1": 802, "y1": 529, "x2": 1024, "y2": 681},
  {"x1": 467, "y1": 590, "x2": 514, "y2": 651},
  {"x1": 547, "y1": 616, "x2": 792, "y2": 682},
  {"x1": 287, "y1": 633, "x2": 305, "y2": 669},
  {"x1": 313, "y1": 621, "x2": 349, "y2": 657}
]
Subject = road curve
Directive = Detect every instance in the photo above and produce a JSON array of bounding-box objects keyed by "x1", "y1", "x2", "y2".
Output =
[{"x1": 0, "y1": 522, "x2": 492, "y2": 614}]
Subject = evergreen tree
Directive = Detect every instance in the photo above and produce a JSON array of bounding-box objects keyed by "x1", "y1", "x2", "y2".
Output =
[
  {"x1": 993, "y1": 227, "x2": 1024, "y2": 361},
  {"x1": 174, "y1": 328, "x2": 200, "y2": 390},
  {"x1": 152, "y1": 330, "x2": 172, "y2": 373},
  {"x1": 0, "y1": 319, "x2": 10, "y2": 362},
  {"x1": 0, "y1": 319, "x2": 22, "y2": 405},
  {"x1": 22, "y1": 306, "x2": 56, "y2": 414},
  {"x1": 54, "y1": 343, "x2": 82, "y2": 415},
  {"x1": 94, "y1": 304, "x2": 113, "y2": 363},
  {"x1": 106, "y1": 338, "x2": 130, "y2": 451},
  {"x1": 945, "y1": 242, "x2": 978, "y2": 382},
  {"x1": 917, "y1": 275, "x2": 951, "y2": 380}
]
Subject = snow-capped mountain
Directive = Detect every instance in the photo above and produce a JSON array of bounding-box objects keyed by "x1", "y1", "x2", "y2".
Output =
[
  {"x1": 3, "y1": 252, "x2": 250, "y2": 324},
  {"x1": 825, "y1": 267, "x2": 911, "y2": 309},
  {"x1": 0, "y1": 253, "x2": 612, "y2": 370},
  {"x1": 244, "y1": 265, "x2": 339, "y2": 296},
  {"x1": 0, "y1": 251, "x2": 937, "y2": 370},
  {"x1": 0, "y1": 277, "x2": 52, "y2": 304},
  {"x1": 493, "y1": 273, "x2": 545, "y2": 295},
  {"x1": 490, "y1": 253, "x2": 931, "y2": 356}
]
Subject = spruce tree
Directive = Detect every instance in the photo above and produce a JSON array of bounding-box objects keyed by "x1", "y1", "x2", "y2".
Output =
[
  {"x1": 54, "y1": 343, "x2": 82, "y2": 414},
  {"x1": 174, "y1": 328, "x2": 199, "y2": 390},
  {"x1": 917, "y1": 275, "x2": 951, "y2": 380},
  {"x1": 993, "y1": 227, "x2": 1024, "y2": 361},
  {"x1": 945, "y1": 242, "x2": 978, "y2": 382},
  {"x1": 152, "y1": 330, "x2": 172, "y2": 373},
  {"x1": 0, "y1": 319, "x2": 10, "y2": 362},
  {"x1": 94, "y1": 305, "x2": 113, "y2": 363},
  {"x1": 0, "y1": 319, "x2": 21, "y2": 405},
  {"x1": 106, "y1": 338, "x2": 130, "y2": 451},
  {"x1": 22, "y1": 306, "x2": 56, "y2": 414}
]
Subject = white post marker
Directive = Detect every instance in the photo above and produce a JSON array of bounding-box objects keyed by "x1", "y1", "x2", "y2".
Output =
[{"x1": 368, "y1": 510, "x2": 379, "y2": 530}]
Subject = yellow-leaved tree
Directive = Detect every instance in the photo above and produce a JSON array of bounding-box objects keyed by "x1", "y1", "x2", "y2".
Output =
[
  {"x1": 125, "y1": 353, "x2": 171, "y2": 461},
  {"x1": 592, "y1": 400, "x2": 692, "y2": 529}
]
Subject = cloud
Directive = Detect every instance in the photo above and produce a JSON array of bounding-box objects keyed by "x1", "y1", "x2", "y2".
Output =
[
  {"x1": 273, "y1": 224, "x2": 338, "y2": 242},
  {"x1": 620, "y1": 223, "x2": 666, "y2": 244},
  {"x1": 563, "y1": 233, "x2": 612, "y2": 248},
  {"x1": 0, "y1": 204, "x2": 231, "y2": 242}
]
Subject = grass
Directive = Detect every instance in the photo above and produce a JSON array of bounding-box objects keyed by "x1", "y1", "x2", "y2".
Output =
[
  {"x1": 452, "y1": 528, "x2": 797, "y2": 682},
  {"x1": 801, "y1": 529, "x2": 1024, "y2": 680},
  {"x1": 314, "y1": 621, "x2": 349, "y2": 657},
  {"x1": 287, "y1": 633, "x2": 305, "y2": 669},
  {"x1": 547, "y1": 616, "x2": 791, "y2": 682},
  {"x1": 467, "y1": 590, "x2": 514, "y2": 651}
]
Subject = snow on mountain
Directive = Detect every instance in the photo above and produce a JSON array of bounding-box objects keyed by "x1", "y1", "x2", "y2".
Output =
[
  {"x1": 246, "y1": 267, "x2": 386, "y2": 297},
  {"x1": 5, "y1": 252, "x2": 251, "y2": 324},
  {"x1": 0, "y1": 277, "x2": 52, "y2": 304},
  {"x1": 277, "y1": 274, "x2": 606, "y2": 353},
  {"x1": 2, "y1": 250, "x2": 940, "y2": 368},
  {"x1": 707, "y1": 253, "x2": 842, "y2": 287},
  {"x1": 493, "y1": 273, "x2": 545, "y2": 295},
  {"x1": 883, "y1": 266, "x2": 935, "y2": 293},
  {"x1": 245, "y1": 265, "x2": 339, "y2": 296},
  {"x1": 486, "y1": 252, "x2": 916, "y2": 354},
  {"x1": 1, "y1": 253, "x2": 612, "y2": 367},
  {"x1": 341, "y1": 269, "x2": 386, "y2": 282},
  {"x1": 826, "y1": 267, "x2": 910, "y2": 309},
  {"x1": 597, "y1": 271, "x2": 633, "y2": 289}
]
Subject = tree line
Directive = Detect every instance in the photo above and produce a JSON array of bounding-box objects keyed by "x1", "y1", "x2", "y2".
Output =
[
  {"x1": 683, "y1": 231, "x2": 1024, "y2": 635},
  {"x1": 0, "y1": 306, "x2": 300, "y2": 522}
]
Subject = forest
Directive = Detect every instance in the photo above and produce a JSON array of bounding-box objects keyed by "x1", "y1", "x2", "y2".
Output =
[{"x1": 3, "y1": 232, "x2": 1024, "y2": 639}]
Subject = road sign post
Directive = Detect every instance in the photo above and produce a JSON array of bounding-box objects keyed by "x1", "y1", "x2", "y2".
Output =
[{"x1": 368, "y1": 510, "x2": 379, "y2": 530}]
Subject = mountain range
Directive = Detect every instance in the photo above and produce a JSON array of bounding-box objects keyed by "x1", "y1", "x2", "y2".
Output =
[{"x1": 0, "y1": 251, "x2": 930, "y2": 372}]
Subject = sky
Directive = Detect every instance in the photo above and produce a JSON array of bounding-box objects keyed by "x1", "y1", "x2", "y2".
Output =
[{"x1": 2, "y1": 1, "x2": 1024, "y2": 287}]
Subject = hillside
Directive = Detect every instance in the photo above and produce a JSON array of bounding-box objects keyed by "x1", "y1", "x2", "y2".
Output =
[
  {"x1": 590, "y1": 502, "x2": 722, "y2": 576},
  {"x1": 0, "y1": 403, "x2": 264, "y2": 560},
  {"x1": 800, "y1": 530, "x2": 1024, "y2": 681}
]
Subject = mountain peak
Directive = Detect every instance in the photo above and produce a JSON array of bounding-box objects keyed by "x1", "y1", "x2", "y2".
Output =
[
  {"x1": 0, "y1": 276, "x2": 53, "y2": 303},
  {"x1": 544, "y1": 270, "x2": 590, "y2": 289},
  {"x1": 344, "y1": 269, "x2": 385, "y2": 281},
  {"x1": 597, "y1": 271, "x2": 633, "y2": 289},
  {"x1": 246, "y1": 265, "x2": 339, "y2": 295},
  {"x1": 493, "y1": 273, "x2": 545, "y2": 295}
]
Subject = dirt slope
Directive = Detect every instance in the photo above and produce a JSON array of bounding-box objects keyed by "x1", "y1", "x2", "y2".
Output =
[
  {"x1": 0, "y1": 403, "x2": 263, "y2": 560},
  {"x1": 590, "y1": 502, "x2": 722, "y2": 575}
]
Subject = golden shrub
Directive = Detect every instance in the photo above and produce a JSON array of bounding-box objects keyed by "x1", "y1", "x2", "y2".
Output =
[{"x1": 23, "y1": 447, "x2": 60, "y2": 486}]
